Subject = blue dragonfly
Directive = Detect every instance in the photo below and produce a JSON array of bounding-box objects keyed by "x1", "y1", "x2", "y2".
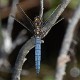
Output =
[
  {"x1": 11, "y1": 4, "x2": 63, "y2": 75},
  {"x1": 11, "y1": 4, "x2": 43, "y2": 75}
]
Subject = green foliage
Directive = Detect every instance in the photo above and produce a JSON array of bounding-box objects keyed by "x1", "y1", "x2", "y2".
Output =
[
  {"x1": 44, "y1": 0, "x2": 80, "y2": 21},
  {"x1": 49, "y1": 0, "x2": 60, "y2": 7},
  {"x1": 0, "y1": 20, "x2": 3, "y2": 46},
  {"x1": 0, "y1": 0, "x2": 9, "y2": 7},
  {"x1": 69, "y1": 0, "x2": 80, "y2": 9},
  {"x1": 44, "y1": 0, "x2": 60, "y2": 21},
  {"x1": 43, "y1": 75, "x2": 55, "y2": 80},
  {"x1": 49, "y1": 0, "x2": 80, "y2": 9}
]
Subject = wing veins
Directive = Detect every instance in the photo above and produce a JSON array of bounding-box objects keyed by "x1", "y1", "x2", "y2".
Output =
[
  {"x1": 17, "y1": 4, "x2": 34, "y2": 28},
  {"x1": 11, "y1": 15, "x2": 34, "y2": 33}
]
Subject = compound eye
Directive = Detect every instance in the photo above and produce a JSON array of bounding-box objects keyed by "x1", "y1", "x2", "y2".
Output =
[
  {"x1": 35, "y1": 18, "x2": 39, "y2": 22},
  {"x1": 34, "y1": 16, "x2": 42, "y2": 26}
]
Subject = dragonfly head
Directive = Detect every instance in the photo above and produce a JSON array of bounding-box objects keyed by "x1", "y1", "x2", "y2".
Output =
[{"x1": 34, "y1": 16, "x2": 41, "y2": 27}]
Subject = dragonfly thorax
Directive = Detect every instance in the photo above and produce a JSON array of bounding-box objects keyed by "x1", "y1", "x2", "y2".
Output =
[{"x1": 34, "y1": 16, "x2": 42, "y2": 36}]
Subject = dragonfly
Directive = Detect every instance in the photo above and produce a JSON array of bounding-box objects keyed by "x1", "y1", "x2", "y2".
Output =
[
  {"x1": 11, "y1": 4, "x2": 63, "y2": 75},
  {"x1": 11, "y1": 4, "x2": 43, "y2": 75}
]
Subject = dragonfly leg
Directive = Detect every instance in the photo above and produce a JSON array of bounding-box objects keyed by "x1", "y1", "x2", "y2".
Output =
[{"x1": 41, "y1": 40, "x2": 44, "y2": 43}]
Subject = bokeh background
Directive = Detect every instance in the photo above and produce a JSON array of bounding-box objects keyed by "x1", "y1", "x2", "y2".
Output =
[{"x1": 0, "y1": 0, "x2": 80, "y2": 80}]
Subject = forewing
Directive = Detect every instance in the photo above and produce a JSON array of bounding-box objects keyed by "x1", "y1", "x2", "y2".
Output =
[{"x1": 16, "y1": 4, "x2": 35, "y2": 34}]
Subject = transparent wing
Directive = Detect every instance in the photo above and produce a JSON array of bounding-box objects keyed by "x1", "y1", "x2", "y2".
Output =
[
  {"x1": 15, "y1": 4, "x2": 35, "y2": 33},
  {"x1": 17, "y1": 4, "x2": 34, "y2": 27},
  {"x1": 43, "y1": 18, "x2": 64, "y2": 27},
  {"x1": 11, "y1": 15, "x2": 32, "y2": 33}
]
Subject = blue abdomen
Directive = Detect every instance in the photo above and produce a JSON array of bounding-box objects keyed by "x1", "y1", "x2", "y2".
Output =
[{"x1": 35, "y1": 36, "x2": 41, "y2": 74}]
